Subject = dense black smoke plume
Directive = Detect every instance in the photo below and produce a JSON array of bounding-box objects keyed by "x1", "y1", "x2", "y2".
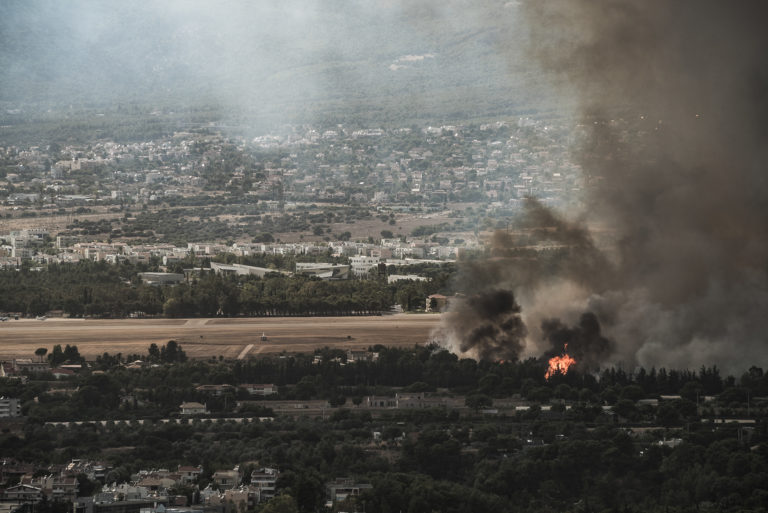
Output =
[
  {"x1": 457, "y1": 290, "x2": 527, "y2": 362},
  {"x1": 437, "y1": 289, "x2": 527, "y2": 362},
  {"x1": 519, "y1": 1, "x2": 768, "y2": 373},
  {"x1": 436, "y1": 198, "x2": 613, "y2": 363},
  {"x1": 438, "y1": 2, "x2": 768, "y2": 373}
]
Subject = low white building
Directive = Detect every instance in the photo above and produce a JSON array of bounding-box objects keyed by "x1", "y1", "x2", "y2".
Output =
[
  {"x1": 350, "y1": 256, "x2": 381, "y2": 277},
  {"x1": 239, "y1": 384, "x2": 277, "y2": 396},
  {"x1": 138, "y1": 272, "x2": 184, "y2": 286},
  {"x1": 295, "y1": 263, "x2": 350, "y2": 280},
  {"x1": 210, "y1": 262, "x2": 290, "y2": 278},
  {"x1": 179, "y1": 402, "x2": 207, "y2": 415}
]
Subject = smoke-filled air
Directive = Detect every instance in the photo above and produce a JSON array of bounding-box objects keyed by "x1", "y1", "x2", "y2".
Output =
[
  {"x1": 435, "y1": 0, "x2": 768, "y2": 374},
  {"x1": 3, "y1": 0, "x2": 767, "y2": 373},
  {"x1": 0, "y1": 1, "x2": 539, "y2": 129}
]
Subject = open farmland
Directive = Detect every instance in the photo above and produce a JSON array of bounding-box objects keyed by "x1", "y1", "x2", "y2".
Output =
[{"x1": 0, "y1": 314, "x2": 441, "y2": 361}]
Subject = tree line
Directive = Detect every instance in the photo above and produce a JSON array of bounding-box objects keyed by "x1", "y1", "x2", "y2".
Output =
[
  {"x1": 11, "y1": 341, "x2": 768, "y2": 426},
  {"x1": 0, "y1": 260, "x2": 446, "y2": 317}
]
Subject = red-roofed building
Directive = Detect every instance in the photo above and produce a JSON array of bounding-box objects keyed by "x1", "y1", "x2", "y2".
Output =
[{"x1": 52, "y1": 368, "x2": 75, "y2": 379}]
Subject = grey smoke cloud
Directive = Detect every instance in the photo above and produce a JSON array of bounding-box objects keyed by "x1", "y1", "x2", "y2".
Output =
[
  {"x1": 526, "y1": 1, "x2": 768, "y2": 373},
  {"x1": 442, "y1": 1, "x2": 768, "y2": 373}
]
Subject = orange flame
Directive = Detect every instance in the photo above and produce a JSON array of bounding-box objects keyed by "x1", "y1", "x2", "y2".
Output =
[{"x1": 545, "y1": 343, "x2": 576, "y2": 379}]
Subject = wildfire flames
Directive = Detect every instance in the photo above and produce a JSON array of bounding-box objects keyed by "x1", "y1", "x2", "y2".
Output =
[{"x1": 545, "y1": 344, "x2": 576, "y2": 379}]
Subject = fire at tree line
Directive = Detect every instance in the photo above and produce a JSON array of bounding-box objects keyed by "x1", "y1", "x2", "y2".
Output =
[{"x1": 2, "y1": 340, "x2": 768, "y2": 513}]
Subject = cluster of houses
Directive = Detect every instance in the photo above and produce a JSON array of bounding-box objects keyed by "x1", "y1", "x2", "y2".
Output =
[
  {"x1": 179, "y1": 384, "x2": 278, "y2": 416},
  {"x1": 202, "y1": 467, "x2": 280, "y2": 512},
  {"x1": 0, "y1": 459, "x2": 370, "y2": 513},
  {"x1": 0, "y1": 117, "x2": 586, "y2": 281},
  {"x1": 0, "y1": 118, "x2": 579, "y2": 210},
  {"x1": 1, "y1": 460, "x2": 106, "y2": 504},
  {"x1": 0, "y1": 229, "x2": 459, "y2": 278},
  {"x1": 1, "y1": 359, "x2": 83, "y2": 385}
]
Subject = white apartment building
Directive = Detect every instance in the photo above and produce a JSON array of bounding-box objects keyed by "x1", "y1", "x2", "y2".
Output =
[{"x1": 0, "y1": 397, "x2": 21, "y2": 417}]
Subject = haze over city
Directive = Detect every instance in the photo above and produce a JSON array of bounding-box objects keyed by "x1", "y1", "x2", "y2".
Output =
[{"x1": 1, "y1": 2, "x2": 768, "y2": 512}]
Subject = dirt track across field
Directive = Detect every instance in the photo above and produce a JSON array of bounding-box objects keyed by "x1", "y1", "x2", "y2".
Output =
[{"x1": 0, "y1": 315, "x2": 442, "y2": 360}]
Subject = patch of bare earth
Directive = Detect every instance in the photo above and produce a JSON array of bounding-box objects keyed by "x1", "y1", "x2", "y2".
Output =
[{"x1": 0, "y1": 314, "x2": 441, "y2": 360}]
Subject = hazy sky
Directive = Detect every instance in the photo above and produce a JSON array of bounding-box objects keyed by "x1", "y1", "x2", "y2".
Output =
[{"x1": 0, "y1": 0, "x2": 542, "y2": 124}]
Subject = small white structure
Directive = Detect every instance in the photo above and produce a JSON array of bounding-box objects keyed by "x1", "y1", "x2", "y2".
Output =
[{"x1": 179, "y1": 402, "x2": 207, "y2": 415}]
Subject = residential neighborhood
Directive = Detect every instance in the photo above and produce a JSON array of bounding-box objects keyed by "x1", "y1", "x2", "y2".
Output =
[{"x1": 0, "y1": 120, "x2": 581, "y2": 214}]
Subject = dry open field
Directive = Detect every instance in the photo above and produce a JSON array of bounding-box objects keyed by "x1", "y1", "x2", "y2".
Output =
[
  {"x1": 0, "y1": 314, "x2": 442, "y2": 361},
  {"x1": 0, "y1": 207, "x2": 124, "y2": 234},
  {"x1": 0, "y1": 205, "x2": 474, "y2": 245}
]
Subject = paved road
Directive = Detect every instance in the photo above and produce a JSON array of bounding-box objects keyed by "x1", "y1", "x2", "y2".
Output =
[{"x1": 237, "y1": 344, "x2": 254, "y2": 359}]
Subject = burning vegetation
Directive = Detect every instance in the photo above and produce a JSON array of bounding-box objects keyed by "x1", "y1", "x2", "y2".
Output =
[{"x1": 544, "y1": 344, "x2": 576, "y2": 380}]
